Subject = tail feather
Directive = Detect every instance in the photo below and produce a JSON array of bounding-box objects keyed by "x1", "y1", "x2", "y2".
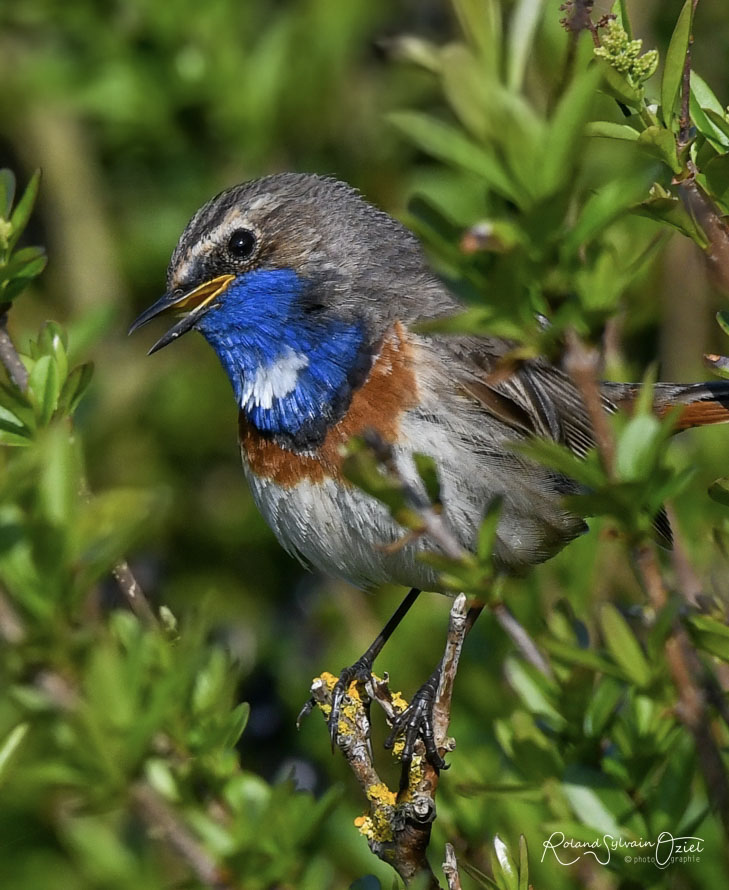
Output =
[
  {"x1": 598, "y1": 380, "x2": 729, "y2": 552},
  {"x1": 602, "y1": 381, "x2": 729, "y2": 432},
  {"x1": 654, "y1": 382, "x2": 729, "y2": 431}
]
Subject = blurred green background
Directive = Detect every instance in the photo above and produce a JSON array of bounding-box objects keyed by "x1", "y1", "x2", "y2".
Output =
[{"x1": 3, "y1": 0, "x2": 729, "y2": 887}]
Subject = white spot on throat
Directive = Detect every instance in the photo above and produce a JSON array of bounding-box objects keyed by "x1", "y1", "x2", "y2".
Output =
[{"x1": 241, "y1": 347, "x2": 309, "y2": 410}]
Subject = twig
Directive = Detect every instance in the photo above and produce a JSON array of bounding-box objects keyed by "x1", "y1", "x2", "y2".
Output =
[
  {"x1": 677, "y1": 0, "x2": 700, "y2": 151},
  {"x1": 492, "y1": 603, "x2": 554, "y2": 680},
  {"x1": 564, "y1": 329, "x2": 615, "y2": 474},
  {"x1": 309, "y1": 594, "x2": 472, "y2": 888},
  {"x1": 0, "y1": 587, "x2": 25, "y2": 644},
  {"x1": 442, "y1": 843, "x2": 463, "y2": 890},
  {"x1": 679, "y1": 179, "x2": 729, "y2": 295},
  {"x1": 0, "y1": 309, "x2": 28, "y2": 391},
  {"x1": 634, "y1": 543, "x2": 729, "y2": 831},
  {"x1": 131, "y1": 782, "x2": 235, "y2": 890},
  {"x1": 113, "y1": 560, "x2": 158, "y2": 627}
]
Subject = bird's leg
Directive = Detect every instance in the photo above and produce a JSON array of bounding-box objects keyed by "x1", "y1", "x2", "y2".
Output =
[
  {"x1": 298, "y1": 588, "x2": 423, "y2": 739},
  {"x1": 318, "y1": 587, "x2": 422, "y2": 748},
  {"x1": 384, "y1": 602, "x2": 484, "y2": 778},
  {"x1": 326, "y1": 587, "x2": 423, "y2": 745}
]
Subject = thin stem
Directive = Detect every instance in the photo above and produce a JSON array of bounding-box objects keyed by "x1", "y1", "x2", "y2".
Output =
[{"x1": 0, "y1": 310, "x2": 28, "y2": 391}]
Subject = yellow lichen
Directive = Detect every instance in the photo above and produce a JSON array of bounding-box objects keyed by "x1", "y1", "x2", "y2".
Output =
[
  {"x1": 365, "y1": 782, "x2": 397, "y2": 806},
  {"x1": 355, "y1": 786, "x2": 397, "y2": 843},
  {"x1": 319, "y1": 671, "x2": 338, "y2": 690}
]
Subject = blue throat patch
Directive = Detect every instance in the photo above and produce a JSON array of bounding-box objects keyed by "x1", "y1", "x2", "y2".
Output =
[{"x1": 195, "y1": 269, "x2": 367, "y2": 443}]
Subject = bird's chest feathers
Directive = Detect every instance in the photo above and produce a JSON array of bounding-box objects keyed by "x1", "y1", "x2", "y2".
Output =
[{"x1": 238, "y1": 322, "x2": 419, "y2": 487}]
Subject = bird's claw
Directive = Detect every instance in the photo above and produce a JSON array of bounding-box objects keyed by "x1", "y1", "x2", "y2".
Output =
[
  {"x1": 327, "y1": 655, "x2": 374, "y2": 748},
  {"x1": 384, "y1": 667, "x2": 448, "y2": 772}
]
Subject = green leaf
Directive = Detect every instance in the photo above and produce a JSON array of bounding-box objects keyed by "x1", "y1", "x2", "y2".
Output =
[
  {"x1": 660, "y1": 0, "x2": 693, "y2": 128},
  {"x1": 596, "y1": 59, "x2": 643, "y2": 106},
  {"x1": 564, "y1": 167, "x2": 657, "y2": 255},
  {"x1": 613, "y1": 0, "x2": 633, "y2": 39},
  {"x1": 413, "y1": 452, "x2": 441, "y2": 504},
  {"x1": 586, "y1": 121, "x2": 640, "y2": 141},
  {"x1": 39, "y1": 425, "x2": 80, "y2": 526},
  {"x1": 637, "y1": 126, "x2": 681, "y2": 173},
  {"x1": 388, "y1": 111, "x2": 520, "y2": 203},
  {"x1": 58, "y1": 361, "x2": 94, "y2": 416},
  {"x1": 222, "y1": 701, "x2": 251, "y2": 747},
  {"x1": 75, "y1": 488, "x2": 164, "y2": 582},
  {"x1": 38, "y1": 321, "x2": 69, "y2": 386},
  {"x1": 583, "y1": 676, "x2": 624, "y2": 736},
  {"x1": 517, "y1": 836, "x2": 529, "y2": 890},
  {"x1": 9, "y1": 170, "x2": 41, "y2": 250},
  {"x1": 539, "y1": 66, "x2": 602, "y2": 199},
  {"x1": 0, "y1": 722, "x2": 29, "y2": 786},
  {"x1": 600, "y1": 603, "x2": 651, "y2": 687},
  {"x1": 477, "y1": 497, "x2": 502, "y2": 562},
  {"x1": 705, "y1": 154, "x2": 729, "y2": 206},
  {"x1": 562, "y1": 768, "x2": 626, "y2": 836},
  {"x1": 708, "y1": 477, "x2": 729, "y2": 507},
  {"x1": 636, "y1": 195, "x2": 710, "y2": 247},
  {"x1": 506, "y1": 0, "x2": 544, "y2": 92},
  {"x1": 451, "y1": 0, "x2": 502, "y2": 75},
  {"x1": 690, "y1": 70, "x2": 726, "y2": 116},
  {"x1": 704, "y1": 109, "x2": 729, "y2": 143},
  {"x1": 544, "y1": 638, "x2": 622, "y2": 676},
  {"x1": 514, "y1": 437, "x2": 605, "y2": 489},
  {"x1": 504, "y1": 657, "x2": 563, "y2": 726},
  {"x1": 0, "y1": 169, "x2": 15, "y2": 220},
  {"x1": 690, "y1": 99, "x2": 729, "y2": 152},
  {"x1": 2, "y1": 245, "x2": 47, "y2": 280},
  {"x1": 491, "y1": 834, "x2": 519, "y2": 890},
  {"x1": 615, "y1": 413, "x2": 661, "y2": 481},
  {"x1": 0, "y1": 403, "x2": 29, "y2": 437},
  {"x1": 28, "y1": 355, "x2": 60, "y2": 425}
]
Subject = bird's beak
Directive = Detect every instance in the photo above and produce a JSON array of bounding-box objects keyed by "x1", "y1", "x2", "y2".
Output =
[{"x1": 128, "y1": 273, "x2": 235, "y2": 354}]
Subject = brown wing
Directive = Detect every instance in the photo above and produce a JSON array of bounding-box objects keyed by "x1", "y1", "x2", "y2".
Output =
[{"x1": 433, "y1": 336, "x2": 677, "y2": 547}]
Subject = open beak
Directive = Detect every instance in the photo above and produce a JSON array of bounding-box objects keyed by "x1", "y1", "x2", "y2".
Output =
[{"x1": 128, "y1": 273, "x2": 235, "y2": 354}]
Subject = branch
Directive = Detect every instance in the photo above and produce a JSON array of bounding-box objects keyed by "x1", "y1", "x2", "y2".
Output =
[
  {"x1": 0, "y1": 309, "x2": 28, "y2": 390},
  {"x1": 442, "y1": 843, "x2": 463, "y2": 890},
  {"x1": 564, "y1": 329, "x2": 615, "y2": 474},
  {"x1": 634, "y1": 543, "x2": 729, "y2": 831},
  {"x1": 677, "y1": 0, "x2": 700, "y2": 150},
  {"x1": 309, "y1": 594, "x2": 471, "y2": 888},
  {"x1": 113, "y1": 560, "x2": 158, "y2": 628},
  {"x1": 131, "y1": 783, "x2": 235, "y2": 890}
]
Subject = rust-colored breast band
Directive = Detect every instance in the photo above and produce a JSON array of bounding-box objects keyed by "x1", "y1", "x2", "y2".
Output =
[{"x1": 238, "y1": 322, "x2": 419, "y2": 487}]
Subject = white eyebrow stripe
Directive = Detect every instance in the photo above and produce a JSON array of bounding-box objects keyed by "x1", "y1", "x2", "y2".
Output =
[{"x1": 241, "y1": 347, "x2": 310, "y2": 410}]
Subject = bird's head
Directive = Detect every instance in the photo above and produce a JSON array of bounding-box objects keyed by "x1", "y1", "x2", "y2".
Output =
[{"x1": 130, "y1": 173, "x2": 455, "y2": 443}]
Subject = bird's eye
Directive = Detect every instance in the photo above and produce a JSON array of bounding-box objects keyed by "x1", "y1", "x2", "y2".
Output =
[{"x1": 227, "y1": 228, "x2": 257, "y2": 260}]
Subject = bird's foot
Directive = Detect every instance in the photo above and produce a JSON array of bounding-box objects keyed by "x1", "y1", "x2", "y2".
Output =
[
  {"x1": 296, "y1": 655, "x2": 376, "y2": 746},
  {"x1": 384, "y1": 666, "x2": 448, "y2": 772}
]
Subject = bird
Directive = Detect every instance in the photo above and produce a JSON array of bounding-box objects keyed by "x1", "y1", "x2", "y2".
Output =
[{"x1": 130, "y1": 172, "x2": 729, "y2": 769}]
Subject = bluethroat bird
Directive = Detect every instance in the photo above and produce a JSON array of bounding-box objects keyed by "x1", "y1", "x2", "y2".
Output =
[{"x1": 131, "y1": 173, "x2": 729, "y2": 769}]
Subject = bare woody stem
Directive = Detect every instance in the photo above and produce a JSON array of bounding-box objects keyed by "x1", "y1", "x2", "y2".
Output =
[
  {"x1": 309, "y1": 594, "x2": 471, "y2": 888},
  {"x1": 131, "y1": 783, "x2": 236, "y2": 890},
  {"x1": 0, "y1": 310, "x2": 29, "y2": 390},
  {"x1": 677, "y1": 0, "x2": 700, "y2": 150}
]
